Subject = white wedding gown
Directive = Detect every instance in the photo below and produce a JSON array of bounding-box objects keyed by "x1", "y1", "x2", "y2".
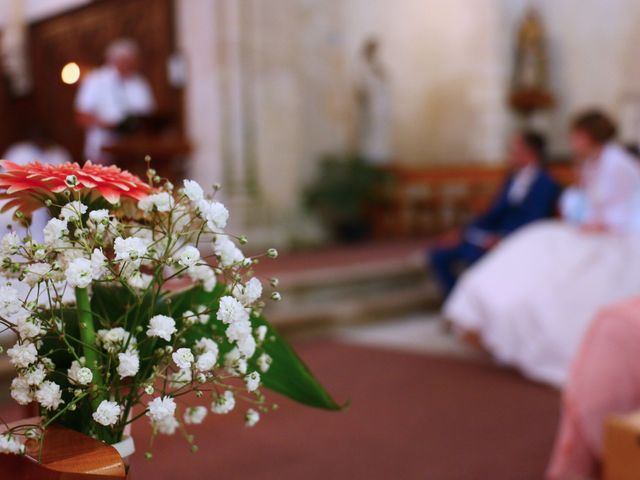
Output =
[{"x1": 445, "y1": 220, "x2": 640, "y2": 387}]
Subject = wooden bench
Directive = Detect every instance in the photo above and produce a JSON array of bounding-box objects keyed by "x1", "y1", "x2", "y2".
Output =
[{"x1": 372, "y1": 163, "x2": 575, "y2": 238}]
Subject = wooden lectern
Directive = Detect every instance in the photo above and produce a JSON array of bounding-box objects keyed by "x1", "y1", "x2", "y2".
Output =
[
  {"x1": 0, "y1": 418, "x2": 126, "y2": 479},
  {"x1": 102, "y1": 134, "x2": 192, "y2": 184}
]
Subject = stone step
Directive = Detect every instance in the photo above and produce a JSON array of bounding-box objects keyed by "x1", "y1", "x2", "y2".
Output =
[{"x1": 264, "y1": 249, "x2": 441, "y2": 330}]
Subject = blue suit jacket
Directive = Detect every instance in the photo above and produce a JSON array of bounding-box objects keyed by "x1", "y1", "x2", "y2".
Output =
[{"x1": 470, "y1": 169, "x2": 561, "y2": 236}]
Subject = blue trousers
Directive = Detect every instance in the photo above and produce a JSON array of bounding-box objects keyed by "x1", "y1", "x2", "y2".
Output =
[{"x1": 429, "y1": 241, "x2": 486, "y2": 296}]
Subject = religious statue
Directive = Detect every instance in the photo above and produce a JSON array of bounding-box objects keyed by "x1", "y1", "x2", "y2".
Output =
[
  {"x1": 509, "y1": 9, "x2": 554, "y2": 115},
  {"x1": 355, "y1": 37, "x2": 392, "y2": 165}
]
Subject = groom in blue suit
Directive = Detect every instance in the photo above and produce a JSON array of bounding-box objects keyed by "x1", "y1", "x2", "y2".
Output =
[{"x1": 430, "y1": 131, "x2": 560, "y2": 295}]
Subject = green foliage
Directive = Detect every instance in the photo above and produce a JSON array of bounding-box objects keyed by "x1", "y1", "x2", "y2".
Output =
[
  {"x1": 304, "y1": 154, "x2": 393, "y2": 240},
  {"x1": 167, "y1": 286, "x2": 344, "y2": 411},
  {"x1": 71, "y1": 283, "x2": 342, "y2": 412}
]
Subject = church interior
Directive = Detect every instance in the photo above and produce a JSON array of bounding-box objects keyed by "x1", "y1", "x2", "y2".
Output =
[{"x1": 3, "y1": 0, "x2": 640, "y2": 479}]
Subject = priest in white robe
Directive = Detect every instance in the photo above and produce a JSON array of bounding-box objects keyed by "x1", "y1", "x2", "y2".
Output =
[{"x1": 75, "y1": 38, "x2": 155, "y2": 164}]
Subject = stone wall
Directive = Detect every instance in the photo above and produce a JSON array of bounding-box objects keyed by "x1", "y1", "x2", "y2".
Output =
[{"x1": 173, "y1": 0, "x2": 640, "y2": 242}]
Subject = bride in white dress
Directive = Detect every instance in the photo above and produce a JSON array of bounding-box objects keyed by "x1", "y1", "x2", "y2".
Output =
[{"x1": 444, "y1": 111, "x2": 640, "y2": 387}]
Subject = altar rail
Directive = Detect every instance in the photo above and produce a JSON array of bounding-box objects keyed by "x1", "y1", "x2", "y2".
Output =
[{"x1": 372, "y1": 163, "x2": 575, "y2": 238}]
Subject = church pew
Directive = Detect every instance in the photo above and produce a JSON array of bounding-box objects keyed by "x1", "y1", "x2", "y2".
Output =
[{"x1": 372, "y1": 163, "x2": 574, "y2": 238}]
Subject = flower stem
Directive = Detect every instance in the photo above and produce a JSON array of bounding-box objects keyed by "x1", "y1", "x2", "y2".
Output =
[{"x1": 75, "y1": 287, "x2": 104, "y2": 408}]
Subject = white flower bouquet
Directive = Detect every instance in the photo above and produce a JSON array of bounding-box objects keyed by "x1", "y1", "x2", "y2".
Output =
[{"x1": 0, "y1": 161, "x2": 340, "y2": 457}]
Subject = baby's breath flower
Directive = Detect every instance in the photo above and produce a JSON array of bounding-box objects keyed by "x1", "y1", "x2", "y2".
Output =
[
  {"x1": 182, "y1": 310, "x2": 197, "y2": 326},
  {"x1": 217, "y1": 296, "x2": 249, "y2": 325},
  {"x1": 138, "y1": 192, "x2": 174, "y2": 213},
  {"x1": 176, "y1": 245, "x2": 200, "y2": 268},
  {"x1": 90, "y1": 249, "x2": 109, "y2": 280},
  {"x1": 257, "y1": 353, "x2": 272, "y2": 373},
  {"x1": 169, "y1": 368, "x2": 192, "y2": 387},
  {"x1": 35, "y1": 380, "x2": 64, "y2": 410},
  {"x1": 184, "y1": 406, "x2": 207, "y2": 425},
  {"x1": 245, "y1": 408, "x2": 260, "y2": 427},
  {"x1": 117, "y1": 351, "x2": 140, "y2": 378},
  {"x1": 198, "y1": 200, "x2": 229, "y2": 231},
  {"x1": 182, "y1": 179, "x2": 204, "y2": 202},
  {"x1": 195, "y1": 351, "x2": 216, "y2": 372},
  {"x1": 114, "y1": 236, "x2": 147, "y2": 263},
  {"x1": 16, "y1": 315, "x2": 43, "y2": 340},
  {"x1": 213, "y1": 236, "x2": 244, "y2": 267},
  {"x1": 7, "y1": 342, "x2": 38, "y2": 368},
  {"x1": 60, "y1": 201, "x2": 87, "y2": 222},
  {"x1": 68, "y1": 358, "x2": 91, "y2": 385},
  {"x1": 65, "y1": 258, "x2": 93, "y2": 289},
  {"x1": 154, "y1": 415, "x2": 179, "y2": 435},
  {"x1": 232, "y1": 277, "x2": 263, "y2": 306},
  {"x1": 97, "y1": 328, "x2": 134, "y2": 353},
  {"x1": 23, "y1": 263, "x2": 53, "y2": 286},
  {"x1": 187, "y1": 264, "x2": 217, "y2": 292},
  {"x1": 0, "y1": 231, "x2": 20, "y2": 255},
  {"x1": 125, "y1": 269, "x2": 153, "y2": 290},
  {"x1": 211, "y1": 390, "x2": 235, "y2": 414},
  {"x1": 244, "y1": 371, "x2": 261, "y2": 392},
  {"x1": 93, "y1": 400, "x2": 122, "y2": 426},
  {"x1": 64, "y1": 174, "x2": 78, "y2": 187},
  {"x1": 195, "y1": 305, "x2": 209, "y2": 324},
  {"x1": 224, "y1": 348, "x2": 248, "y2": 375},
  {"x1": 146, "y1": 315, "x2": 176, "y2": 342},
  {"x1": 172, "y1": 348, "x2": 194, "y2": 369},
  {"x1": 194, "y1": 337, "x2": 218, "y2": 356},
  {"x1": 255, "y1": 325, "x2": 268, "y2": 344},
  {"x1": 0, "y1": 433, "x2": 25, "y2": 454},
  {"x1": 147, "y1": 396, "x2": 177, "y2": 422},
  {"x1": 10, "y1": 377, "x2": 33, "y2": 405}
]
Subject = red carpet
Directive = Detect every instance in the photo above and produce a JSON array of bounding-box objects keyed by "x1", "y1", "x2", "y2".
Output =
[{"x1": 128, "y1": 340, "x2": 560, "y2": 480}]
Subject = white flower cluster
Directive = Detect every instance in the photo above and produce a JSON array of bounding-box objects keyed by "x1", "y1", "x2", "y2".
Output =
[
  {"x1": 0, "y1": 434, "x2": 25, "y2": 454},
  {"x1": 0, "y1": 177, "x2": 278, "y2": 455}
]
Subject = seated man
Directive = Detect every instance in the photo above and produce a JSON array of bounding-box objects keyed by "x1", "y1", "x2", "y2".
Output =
[{"x1": 429, "y1": 131, "x2": 560, "y2": 295}]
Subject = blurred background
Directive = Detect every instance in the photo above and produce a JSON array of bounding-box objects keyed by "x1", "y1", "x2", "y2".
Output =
[{"x1": 1, "y1": 0, "x2": 640, "y2": 478}]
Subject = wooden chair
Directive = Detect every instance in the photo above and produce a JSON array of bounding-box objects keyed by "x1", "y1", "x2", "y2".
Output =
[
  {"x1": 603, "y1": 412, "x2": 640, "y2": 480},
  {"x1": 0, "y1": 417, "x2": 126, "y2": 479}
]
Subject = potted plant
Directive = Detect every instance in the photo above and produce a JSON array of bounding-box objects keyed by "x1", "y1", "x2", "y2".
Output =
[
  {"x1": 0, "y1": 160, "x2": 341, "y2": 466},
  {"x1": 304, "y1": 154, "x2": 392, "y2": 243}
]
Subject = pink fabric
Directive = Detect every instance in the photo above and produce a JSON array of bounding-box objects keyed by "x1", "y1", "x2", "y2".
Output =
[{"x1": 547, "y1": 297, "x2": 640, "y2": 479}]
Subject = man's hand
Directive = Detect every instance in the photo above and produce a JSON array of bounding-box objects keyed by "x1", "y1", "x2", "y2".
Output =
[
  {"x1": 75, "y1": 111, "x2": 114, "y2": 129},
  {"x1": 580, "y1": 222, "x2": 608, "y2": 234},
  {"x1": 482, "y1": 233, "x2": 502, "y2": 249},
  {"x1": 435, "y1": 229, "x2": 462, "y2": 247}
]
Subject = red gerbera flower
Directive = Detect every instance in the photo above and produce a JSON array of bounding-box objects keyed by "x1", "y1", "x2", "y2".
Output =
[{"x1": 0, "y1": 160, "x2": 153, "y2": 215}]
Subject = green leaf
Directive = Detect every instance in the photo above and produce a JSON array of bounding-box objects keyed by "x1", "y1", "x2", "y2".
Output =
[
  {"x1": 251, "y1": 315, "x2": 344, "y2": 410},
  {"x1": 167, "y1": 285, "x2": 344, "y2": 411}
]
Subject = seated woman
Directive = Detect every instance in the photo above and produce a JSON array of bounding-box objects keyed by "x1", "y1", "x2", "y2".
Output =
[
  {"x1": 444, "y1": 110, "x2": 640, "y2": 387},
  {"x1": 547, "y1": 298, "x2": 640, "y2": 479},
  {"x1": 429, "y1": 131, "x2": 560, "y2": 296}
]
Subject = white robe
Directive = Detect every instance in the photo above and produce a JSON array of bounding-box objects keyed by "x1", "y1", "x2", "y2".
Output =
[
  {"x1": 75, "y1": 65, "x2": 155, "y2": 163},
  {"x1": 356, "y1": 61, "x2": 391, "y2": 164},
  {"x1": 444, "y1": 144, "x2": 640, "y2": 387}
]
